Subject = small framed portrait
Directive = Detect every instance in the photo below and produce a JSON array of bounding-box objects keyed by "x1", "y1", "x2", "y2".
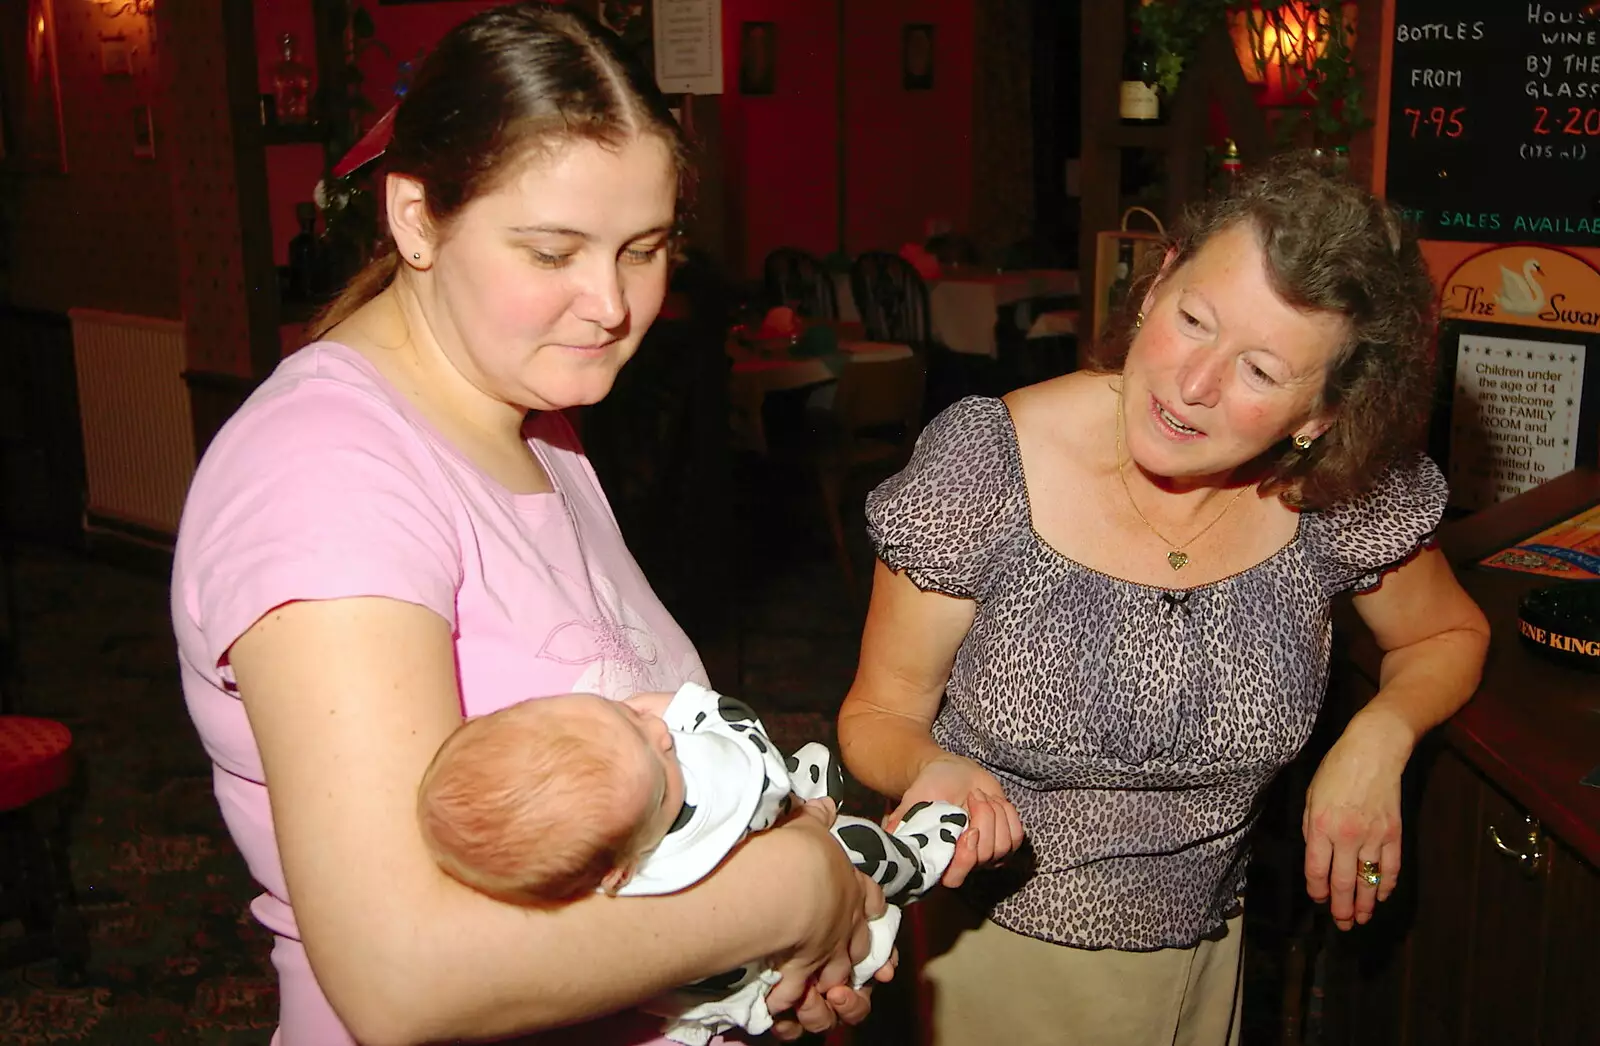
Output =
[
  {"x1": 903, "y1": 23, "x2": 934, "y2": 91},
  {"x1": 100, "y1": 36, "x2": 132, "y2": 77},
  {"x1": 739, "y1": 21, "x2": 775, "y2": 96},
  {"x1": 132, "y1": 103, "x2": 154, "y2": 158}
]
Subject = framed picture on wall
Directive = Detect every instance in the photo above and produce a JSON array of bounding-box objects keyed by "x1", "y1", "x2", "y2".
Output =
[
  {"x1": 0, "y1": 0, "x2": 67, "y2": 172},
  {"x1": 132, "y1": 103, "x2": 154, "y2": 158},
  {"x1": 100, "y1": 36, "x2": 131, "y2": 77},
  {"x1": 903, "y1": 23, "x2": 934, "y2": 91},
  {"x1": 739, "y1": 21, "x2": 774, "y2": 96}
]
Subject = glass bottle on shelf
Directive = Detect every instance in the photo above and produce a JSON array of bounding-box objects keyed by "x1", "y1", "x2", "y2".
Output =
[
  {"x1": 1107, "y1": 237, "x2": 1136, "y2": 317},
  {"x1": 1118, "y1": 9, "x2": 1160, "y2": 124},
  {"x1": 1221, "y1": 139, "x2": 1244, "y2": 182},
  {"x1": 273, "y1": 33, "x2": 313, "y2": 126},
  {"x1": 288, "y1": 202, "x2": 321, "y2": 302}
]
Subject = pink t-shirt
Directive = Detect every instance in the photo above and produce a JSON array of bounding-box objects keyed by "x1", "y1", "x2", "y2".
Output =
[{"x1": 172, "y1": 341, "x2": 711, "y2": 1046}]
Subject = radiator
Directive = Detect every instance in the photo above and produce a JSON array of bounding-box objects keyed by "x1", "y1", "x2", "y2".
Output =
[{"x1": 67, "y1": 308, "x2": 195, "y2": 538}]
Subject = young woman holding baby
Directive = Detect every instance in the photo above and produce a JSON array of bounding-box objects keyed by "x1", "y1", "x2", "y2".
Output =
[{"x1": 173, "y1": 5, "x2": 886, "y2": 1044}]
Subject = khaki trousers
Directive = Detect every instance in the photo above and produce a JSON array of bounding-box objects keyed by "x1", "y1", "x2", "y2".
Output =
[{"x1": 913, "y1": 892, "x2": 1244, "y2": 1046}]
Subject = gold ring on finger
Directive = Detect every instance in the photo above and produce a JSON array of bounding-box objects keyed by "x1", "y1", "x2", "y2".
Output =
[{"x1": 1358, "y1": 859, "x2": 1382, "y2": 887}]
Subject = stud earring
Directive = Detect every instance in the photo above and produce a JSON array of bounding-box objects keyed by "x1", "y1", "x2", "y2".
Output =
[
  {"x1": 412, "y1": 252, "x2": 421, "y2": 261},
  {"x1": 1134, "y1": 312, "x2": 1144, "y2": 329},
  {"x1": 1293, "y1": 433, "x2": 1314, "y2": 450}
]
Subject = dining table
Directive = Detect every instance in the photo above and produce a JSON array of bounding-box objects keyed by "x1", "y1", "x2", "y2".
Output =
[
  {"x1": 834, "y1": 267, "x2": 1080, "y2": 358},
  {"x1": 727, "y1": 322, "x2": 913, "y2": 455}
]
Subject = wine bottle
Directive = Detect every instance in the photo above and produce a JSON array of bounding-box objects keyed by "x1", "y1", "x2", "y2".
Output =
[
  {"x1": 272, "y1": 33, "x2": 312, "y2": 126},
  {"x1": 288, "y1": 202, "x2": 321, "y2": 302},
  {"x1": 1118, "y1": 15, "x2": 1159, "y2": 124},
  {"x1": 1107, "y1": 238, "x2": 1137, "y2": 316},
  {"x1": 1221, "y1": 139, "x2": 1243, "y2": 182}
]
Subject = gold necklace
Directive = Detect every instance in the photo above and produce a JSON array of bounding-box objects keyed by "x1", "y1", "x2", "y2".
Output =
[{"x1": 1114, "y1": 397, "x2": 1250, "y2": 571}]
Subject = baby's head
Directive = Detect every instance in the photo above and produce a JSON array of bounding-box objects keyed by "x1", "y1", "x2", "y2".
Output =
[{"x1": 417, "y1": 693, "x2": 685, "y2": 904}]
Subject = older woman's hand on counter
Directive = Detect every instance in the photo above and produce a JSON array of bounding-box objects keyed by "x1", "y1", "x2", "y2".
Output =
[{"x1": 1302, "y1": 708, "x2": 1413, "y2": 929}]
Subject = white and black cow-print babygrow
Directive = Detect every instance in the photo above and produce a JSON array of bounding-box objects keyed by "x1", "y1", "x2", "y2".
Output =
[{"x1": 617, "y1": 682, "x2": 967, "y2": 1046}]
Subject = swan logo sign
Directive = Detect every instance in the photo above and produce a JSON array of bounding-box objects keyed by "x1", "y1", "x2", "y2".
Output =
[{"x1": 1442, "y1": 245, "x2": 1600, "y2": 333}]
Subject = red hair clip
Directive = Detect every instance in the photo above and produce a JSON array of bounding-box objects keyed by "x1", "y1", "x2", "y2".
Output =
[{"x1": 331, "y1": 104, "x2": 398, "y2": 179}]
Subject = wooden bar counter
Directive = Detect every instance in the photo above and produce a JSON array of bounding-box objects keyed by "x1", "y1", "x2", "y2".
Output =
[{"x1": 1319, "y1": 468, "x2": 1600, "y2": 1046}]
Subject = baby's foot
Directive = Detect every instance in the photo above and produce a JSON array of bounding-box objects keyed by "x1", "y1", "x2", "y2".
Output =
[
  {"x1": 784, "y1": 742, "x2": 844, "y2": 803},
  {"x1": 890, "y1": 801, "x2": 969, "y2": 901}
]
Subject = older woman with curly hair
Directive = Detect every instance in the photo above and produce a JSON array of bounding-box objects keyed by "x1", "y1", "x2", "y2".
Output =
[{"x1": 837, "y1": 153, "x2": 1490, "y2": 1045}]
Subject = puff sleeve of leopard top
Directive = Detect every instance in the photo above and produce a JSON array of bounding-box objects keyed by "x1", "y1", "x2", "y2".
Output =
[
  {"x1": 1305, "y1": 451, "x2": 1449, "y2": 596},
  {"x1": 865, "y1": 397, "x2": 1028, "y2": 601}
]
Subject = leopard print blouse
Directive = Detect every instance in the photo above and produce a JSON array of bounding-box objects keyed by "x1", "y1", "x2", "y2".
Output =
[{"x1": 865, "y1": 396, "x2": 1446, "y2": 950}]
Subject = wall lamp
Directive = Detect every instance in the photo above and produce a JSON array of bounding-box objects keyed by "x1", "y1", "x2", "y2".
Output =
[{"x1": 92, "y1": 0, "x2": 156, "y2": 17}]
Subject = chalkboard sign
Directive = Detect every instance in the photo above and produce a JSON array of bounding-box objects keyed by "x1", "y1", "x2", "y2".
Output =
[{"x1": 1386, "y1": 0, "x2": 1600, "y2": 246}]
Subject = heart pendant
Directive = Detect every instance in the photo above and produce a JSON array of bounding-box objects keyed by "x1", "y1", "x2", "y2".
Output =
[{"x1": 1167, "y1": 550, "x2": 1189, "y2": 570}]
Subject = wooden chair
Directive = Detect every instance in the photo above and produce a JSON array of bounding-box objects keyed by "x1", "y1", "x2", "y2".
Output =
[
  {"x1": 850, "y1": 252, "x2": 995, "y2": 417},
  {"x1": 849, "y1": 251, "x2": 932, "y2": 347},
  {"x1": 763, "y1": 247, "x2": 838, "y2": 321},
  {"x1": 797, "y1": 353, "x2": 927, "y2": 601}
]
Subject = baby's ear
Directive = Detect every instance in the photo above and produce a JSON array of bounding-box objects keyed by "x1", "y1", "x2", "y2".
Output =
[{"x1": 599, "y1": 859, "x2": 637, "y2": 896}]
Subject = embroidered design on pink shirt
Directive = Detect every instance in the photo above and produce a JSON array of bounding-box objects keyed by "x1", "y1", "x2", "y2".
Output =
[{"x1": 536, "y1": 565, "x2": 665, "y2": 699}]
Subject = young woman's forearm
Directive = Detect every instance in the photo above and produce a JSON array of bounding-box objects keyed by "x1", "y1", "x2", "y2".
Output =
[{"x1": 325, "y1": 824, "x2": 828, "y2": 1046}]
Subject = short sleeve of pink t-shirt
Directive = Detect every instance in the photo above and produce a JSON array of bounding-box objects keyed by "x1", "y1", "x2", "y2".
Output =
[{"x1": 172, "y1": 342, "x2": 711, "y2": 1046}]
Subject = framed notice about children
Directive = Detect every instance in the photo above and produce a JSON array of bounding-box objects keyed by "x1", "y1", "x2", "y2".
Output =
[
  {"x1": 1431, "y1": 244, "x2": 1600, "y2": 512},
  {"x1": 1431, "y1": 319, "x2": 1600, "y2": 512}
]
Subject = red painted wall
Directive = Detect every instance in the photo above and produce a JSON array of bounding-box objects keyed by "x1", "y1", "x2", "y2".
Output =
[
  {"x1": 718, "y1": 0, "x2": 978, "y2": 278},
  {"x1": 840, "y1": 0, "x2": 974, "y2": 259},
  {"x1": 718, "y1": 0, "x2": 841, "y2": 280},
  {"x1": 257, "y1": 1, "x2": 981, "y2": 281}
]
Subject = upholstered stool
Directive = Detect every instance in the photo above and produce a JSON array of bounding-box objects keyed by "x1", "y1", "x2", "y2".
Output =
[{"x1": 0, "y1": 715, "x2": 88, "y2": 983}]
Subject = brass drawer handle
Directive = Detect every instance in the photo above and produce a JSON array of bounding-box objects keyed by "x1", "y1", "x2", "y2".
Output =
[{"x1": 1487, "y1": 815, "x2": 1545, "y2": 876}]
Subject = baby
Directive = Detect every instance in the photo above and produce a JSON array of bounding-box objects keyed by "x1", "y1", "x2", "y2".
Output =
[{"x1": 418, "y1": 682, "x2": 968, "y2": 1046}]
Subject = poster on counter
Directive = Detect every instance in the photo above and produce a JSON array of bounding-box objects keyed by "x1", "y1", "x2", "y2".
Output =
[
  {"x1": 1446, "y1": 333, "x2": 1586, "y2": 510},
  {"x1": 653, "y1": 0, "x2": 722, "y2": 95}
]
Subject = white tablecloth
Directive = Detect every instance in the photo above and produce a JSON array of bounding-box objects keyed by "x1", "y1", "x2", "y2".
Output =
[{"x1": 835, "y1": 268, "x2": 1079, "y2": 358}]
